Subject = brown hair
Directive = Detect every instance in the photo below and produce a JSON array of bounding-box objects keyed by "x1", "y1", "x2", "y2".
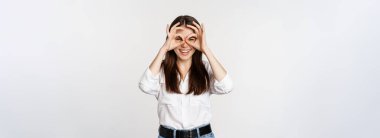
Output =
[{"x1": 162, "y1": 15, "x2": 210, "y2": 95}]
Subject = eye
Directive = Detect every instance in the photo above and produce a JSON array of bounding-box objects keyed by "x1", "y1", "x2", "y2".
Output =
[
  {"x1": 175, "y1": 36, "x2": 183, "y2": 41},
  {"x1": 188, "y1": 37, "x2": 197, "y2": 41}
]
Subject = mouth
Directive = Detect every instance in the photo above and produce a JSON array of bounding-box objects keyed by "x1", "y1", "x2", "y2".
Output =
[{"x1": 179, "y1": 49, "x2": 192, "y2": 56}]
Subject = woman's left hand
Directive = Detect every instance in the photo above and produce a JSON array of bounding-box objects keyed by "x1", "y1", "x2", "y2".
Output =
[
  {"x1": 186, "y1": 21, "x2": 228, "y2": 81},
  {"x1": 185, "y1": 21, "x2": 208, "y2": 53}
]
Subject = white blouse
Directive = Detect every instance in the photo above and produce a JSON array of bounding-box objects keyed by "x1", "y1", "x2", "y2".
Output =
[{"x1": 138, "y1": 60, "x2": 233, "y2": 129}]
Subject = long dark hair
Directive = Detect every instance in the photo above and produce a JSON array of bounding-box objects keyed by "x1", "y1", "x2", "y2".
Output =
[{"x1": 163, "y1": 15, "x2": 210, "y2": 95}]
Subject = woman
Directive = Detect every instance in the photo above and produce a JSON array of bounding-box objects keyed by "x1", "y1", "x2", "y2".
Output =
[{"x1": 139, "y1": 15, "x2": 233, "y2": 138}]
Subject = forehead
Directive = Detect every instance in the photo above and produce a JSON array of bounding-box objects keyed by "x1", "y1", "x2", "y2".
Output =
[{"x1": 175, "y1": 25, "x2": 195, "y2": 35}]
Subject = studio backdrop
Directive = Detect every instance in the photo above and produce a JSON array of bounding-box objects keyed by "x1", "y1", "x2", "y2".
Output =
[{"x1": 0, "y1": 0, "x2": 379, "y2": 138}]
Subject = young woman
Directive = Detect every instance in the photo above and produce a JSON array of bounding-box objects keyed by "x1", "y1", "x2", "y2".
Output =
[{"x1": 139, "y1": 15, "x2": 233, "y2": 138}]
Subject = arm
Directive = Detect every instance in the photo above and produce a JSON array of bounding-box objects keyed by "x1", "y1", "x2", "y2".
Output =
[
  {"x1": 138, "y1": 23, "x2": 182, "y2": 96},
  {"x1": 149, "y1": 22, "x2": 182, "y2": 75},
  {"x1": 186, "y1": 22, "x2": 227, "y2": 81},
  {"x1": 203, "y1": 48, "x2": 227, "y2": 81},
  {"x1": 149, "y1": 47, "x2": 168, "y2": 75},
  {"x1": 186, "y1": 22, "x2": 233, "y2": 94}
]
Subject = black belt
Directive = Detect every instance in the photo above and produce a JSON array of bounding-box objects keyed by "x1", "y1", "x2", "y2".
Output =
[{"x1": 159, "y1": 124, "x2": 212, "y2": 138}]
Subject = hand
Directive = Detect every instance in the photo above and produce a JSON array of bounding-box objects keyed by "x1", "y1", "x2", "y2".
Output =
[
  {"x1": 185, "y1": 21, "x2": 208, "y2": 53},
  {"x1": 162, "y1": 22, "x2": 183, "y2": 52}
]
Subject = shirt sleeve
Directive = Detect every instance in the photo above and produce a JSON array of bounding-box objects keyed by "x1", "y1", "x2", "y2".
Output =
[
  {"x1": 138, "y1": 67, "x2": 161, "y2": 97},
  {"x1": 210, "y1": 73, "x2": 234, "y2": 94}
]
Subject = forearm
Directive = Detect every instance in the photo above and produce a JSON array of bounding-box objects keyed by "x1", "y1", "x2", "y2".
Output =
[
  {"x1": 203, "y1": 48, "x2": 227, "y2": 81},
  {"x1": 149, "y1": 47, "x2": 167, "y2": 75}
]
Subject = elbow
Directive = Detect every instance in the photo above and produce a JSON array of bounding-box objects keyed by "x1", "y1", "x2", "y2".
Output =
[
  {"x1": 213, "y1": 83, "x2": 233, "y2": 95},
  {"x1": 224, "y1": 85, "x2": 233, "y2": 94},
  {"x1": 223, "y1": 79, "x2": 233, "y2": 93},
  {"x1": 138, "y1": 82, "x2": 159, "y2": 95},
  {"x1": 222, "y1": 84, "x2": 234, "y2": 94},
  {"x1": 138, "y1": 82, "x2": 150, "y2": 94}
]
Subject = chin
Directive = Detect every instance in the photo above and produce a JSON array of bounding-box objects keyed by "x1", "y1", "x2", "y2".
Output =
[{"x1": 177, "y1": 56, "x2": 192, "y2": 61}]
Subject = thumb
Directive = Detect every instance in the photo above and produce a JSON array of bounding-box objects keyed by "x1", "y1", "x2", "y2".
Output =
[
  {"x1": 184, "y1": 36, "x2": 195, "y2": 46},
  {"x1": 184, "y1": 38, "x2": 191, "y2": 45}
]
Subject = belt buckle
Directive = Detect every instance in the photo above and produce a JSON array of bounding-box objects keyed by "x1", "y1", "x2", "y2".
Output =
[
  {"x1": 189, "y1": 130, "x2": 193, "y2": 138},
  {"x1": 177, "y1": 129, "x2": 196, "y2": 138}
]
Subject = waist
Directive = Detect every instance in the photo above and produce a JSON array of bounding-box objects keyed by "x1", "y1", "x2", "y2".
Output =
[
  {"x1": 159, "y1": 124, "x2": 212, "y2": 138},
  {"x1": 157, "y1": 105, "x2": 213, "y2": 130}
]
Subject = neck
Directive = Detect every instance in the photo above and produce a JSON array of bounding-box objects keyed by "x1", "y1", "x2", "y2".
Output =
[
  {"x1": 177, "y1": 58, "x2": 192, "y2": 69},
  {"x1": 176, "y1": 58, "x2": 192, "y2": 80}
]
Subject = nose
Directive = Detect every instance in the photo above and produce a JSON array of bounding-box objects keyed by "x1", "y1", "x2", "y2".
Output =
[{"x1": 180, "y1": 41, "x2": 189, "y2": 48}]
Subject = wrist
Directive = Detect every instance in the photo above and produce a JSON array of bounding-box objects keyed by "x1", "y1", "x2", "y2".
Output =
[
  {"x1": 202, "y1": 47, "x2": 211, "y2": 55},
  {"x1": 160, "y1": 46, "x2": 168, "y2": 53}
]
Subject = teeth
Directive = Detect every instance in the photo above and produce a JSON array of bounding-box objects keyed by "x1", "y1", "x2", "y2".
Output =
[{"x1": 180, "y1": 50, "x2": 190, "y2": 52}]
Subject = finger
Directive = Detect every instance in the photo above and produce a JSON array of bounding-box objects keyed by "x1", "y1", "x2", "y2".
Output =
[
  {"x1": 185, "y1": 41, "x2": 197, "y2": 48},
  {"x1": 184, "y1": 40, "x2": 194, "y2": 47},
  {"x1": 201, "y1": 23, "x2": 205, "y2": 33},
  {"x1": 166, "y1": 24, "x2": 169, "y2": 35},
  {"x1": 201, "y1": 23, "x2": 206, "y2": 38},
  {"x1": 190, "y1": 44, "x2": 200, "y2": 50},
  {"x1": 173, "y1": 34, "x2": 182, "y2": 39},
  {"x1": 192, "y1": 21, "x2": 202, "y2": 33},
  {"x1": 169, "y1": 27, "x2": 182, "y2": 36},
  {"x1": 185, "y1": 42, "x2": 194, "y2": 47},
  {"x1": 185, "y1": 39, "x2": 198, "y2": 48},
  {"x1": 169, "y1": 22, "x2": 181, "y2": 32},
  {"x1": 186, "y1": 33, "x2": 197, "y2": 40},
  {"x1": 186, "y1": 25, "x2": 199, "y2": 34},
  {"x1": 184, "y1": 33, "x2": 195, "y2": 42},
  {"x1": 169, "y1": 29, "x2": 181, "y2": 39},
  {"x1": 184, "y1": 38, "x2": 191, "y2": 45},
  {"x1": 186, "y1": 33, "x2": 197, "y2": 38},
  {"x1": 174, "y1": 22, "x2": 181, "y2": 27},
  {"x1": 171, "y1": 42, "x2": 183, "y2": 50}
]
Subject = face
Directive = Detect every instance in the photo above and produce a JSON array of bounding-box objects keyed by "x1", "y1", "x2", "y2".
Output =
[{"x1": 173, "y1": 25, "x2": 197, "y2": 61}]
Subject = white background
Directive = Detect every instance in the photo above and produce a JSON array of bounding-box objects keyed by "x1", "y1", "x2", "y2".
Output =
[{"x1": 1, "y1": 0, "x2": 379, "y2": 138}]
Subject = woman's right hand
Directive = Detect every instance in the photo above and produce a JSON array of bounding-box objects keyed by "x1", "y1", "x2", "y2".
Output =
[{"x1": 161, "y1": 22, "x2": 182, "y2": 52}]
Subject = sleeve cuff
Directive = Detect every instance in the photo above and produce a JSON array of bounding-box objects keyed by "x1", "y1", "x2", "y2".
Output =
[
  {"x1": 213, "y1": 73, "x2": 234, "y2": 94},
  {"x1": 146, "y1": 67, "x2": 160, "y2": 80},
  {"x1": 138, "y1": 67, "x2": 161, "y2": 96}
]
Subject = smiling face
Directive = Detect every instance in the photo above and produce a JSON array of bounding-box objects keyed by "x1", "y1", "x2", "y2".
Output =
[{"x1": 173, "y1": 25, "x2": 197, "y2": 61}]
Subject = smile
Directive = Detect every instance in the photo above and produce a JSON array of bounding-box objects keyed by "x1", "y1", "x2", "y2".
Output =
[{"x1": 179, "y1": 49, "x2": 192, "y2": 56}]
